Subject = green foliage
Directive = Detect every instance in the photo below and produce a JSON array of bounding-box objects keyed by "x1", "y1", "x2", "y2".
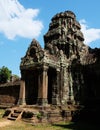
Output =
[
  {"x1": 0, "y1": 66, "x2": 12, "y2": 83},
  {"x1": 37, "y1": 112, "x2": 42, "y2": 119}
]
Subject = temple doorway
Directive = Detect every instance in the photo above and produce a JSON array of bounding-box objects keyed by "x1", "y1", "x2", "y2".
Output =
[
  {"x1": 25, "y1": 69, "x2": 38, "y2": 105},
  {"x1": 48, "y1": 67, "x2": 57, "y2": 104}
]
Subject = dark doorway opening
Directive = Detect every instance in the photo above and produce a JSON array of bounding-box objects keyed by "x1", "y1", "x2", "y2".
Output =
[
  {"x1": 25, "y1": 69, "x2": 38, "y2": 105},
  {"x1": 48, "y1": 67, "x2": 57, "y2": 104}
]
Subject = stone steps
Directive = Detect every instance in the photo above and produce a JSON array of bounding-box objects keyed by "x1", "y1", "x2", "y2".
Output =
[
  {"x1": 7, "y1": 108, "x2": 23, "y2": 121},
  {"x1": 8, "y1": 117, "x2": 17, "y2": 121}
]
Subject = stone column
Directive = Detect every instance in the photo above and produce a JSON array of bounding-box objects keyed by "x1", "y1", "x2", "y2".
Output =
[
  {"x1": 52, "y1": 68, "x2": 60, "y2": 105},
  {"x1": 61, "y1": 66, "x2": 69, "y2": 105},
  {"x1": 68, "y1": 69, "x2": 74, "y2": 104},
  {"x1": 37, "y1": 66, "x2": 48, "y2": 106},
  {"x1": 17, "y1": 79, "x2": 26, "y2": 105}
]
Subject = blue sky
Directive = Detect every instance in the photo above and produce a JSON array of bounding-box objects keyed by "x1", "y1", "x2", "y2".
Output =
[{"x1": 0, "y1": 0, "x2": 100, "y2": 76}]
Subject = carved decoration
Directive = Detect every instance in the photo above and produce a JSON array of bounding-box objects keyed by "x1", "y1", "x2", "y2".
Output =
[
  {"x1": 20, "y1": 39, "x2": 44, "y2": 66},
  {"x1": 44, "y1": 10, "x2": 85, "y2": 58}
]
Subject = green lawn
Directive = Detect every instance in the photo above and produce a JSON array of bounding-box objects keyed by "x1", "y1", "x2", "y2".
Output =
[{"x1": 0, "y1": 109, "x2": 100, "y2": 130}]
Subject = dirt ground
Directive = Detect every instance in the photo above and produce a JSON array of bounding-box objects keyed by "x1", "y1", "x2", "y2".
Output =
[{"x1": 0, "y1": 120, "x2": 12, "y2": 127}]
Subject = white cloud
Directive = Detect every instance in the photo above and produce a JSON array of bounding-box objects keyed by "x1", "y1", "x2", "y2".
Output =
[
  {"x1": 80, "y1": 19, "x2": 100, "y2": 45},
  {"x1": 0, "y1": 0, "x2": 43, "y2": 40}
]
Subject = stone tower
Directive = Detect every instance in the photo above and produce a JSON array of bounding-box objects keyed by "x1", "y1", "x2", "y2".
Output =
[{"x1": 18, "y1": 11, "x2": 89, "y2": 106}]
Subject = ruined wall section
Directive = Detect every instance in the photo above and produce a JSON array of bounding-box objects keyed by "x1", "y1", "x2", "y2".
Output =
[{"x1": 0, "y1": 84, "x2": 20, "y2": 106}]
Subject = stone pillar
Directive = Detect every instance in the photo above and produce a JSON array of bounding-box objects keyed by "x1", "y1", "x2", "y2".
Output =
[
  {"x1": 37, "y1": 66, "x2": 48, "y2": 106},
  {"x1": 17, "y1": 79, "x2": 26, "y2": 105},
  {"x1": 61, "y1": 66, "x2": 69, "y2": 105},
  {"x1": 68, "y1": 69, "x2": 74, "y2": 104},
  {"x1": 52, "y1": 68, "x2": 60, "y2": 105}
]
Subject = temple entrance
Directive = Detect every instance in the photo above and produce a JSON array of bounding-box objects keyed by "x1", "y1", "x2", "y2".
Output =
[
  {"x1": 25, "y1": 69, "x2": 38, "y2": 105},
  {"x1": 48, "y1": 67, "x2": 57, "y2": 104}
]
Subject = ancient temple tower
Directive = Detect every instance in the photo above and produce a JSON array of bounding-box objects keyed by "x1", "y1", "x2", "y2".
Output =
[{"x1": 18, "y1": 11, "x2": 89, "y2": 106}]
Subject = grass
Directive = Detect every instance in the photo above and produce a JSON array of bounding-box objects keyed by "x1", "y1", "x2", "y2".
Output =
[
  {"x1": 0, "y1": 109, "x2": 5, "y2": 119},
  {"x1": 0, "y1": 120, "x2": 71, "y2": 130},
  {"x1": 0, "y1": 109, "x2": 100, "y2": 130},
  {"x1": 0, "y1": 120, "x2": 100, "y2": 130}
]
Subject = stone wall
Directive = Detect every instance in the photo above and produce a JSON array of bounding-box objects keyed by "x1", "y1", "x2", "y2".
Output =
[{"x1": 0, "y1": 84, "x2": 20, "y2": 107}]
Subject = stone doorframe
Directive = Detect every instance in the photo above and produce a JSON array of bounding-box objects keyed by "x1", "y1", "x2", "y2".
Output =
[{"x1": 17, "y1": 65, "x2": 48, "y2": 106}]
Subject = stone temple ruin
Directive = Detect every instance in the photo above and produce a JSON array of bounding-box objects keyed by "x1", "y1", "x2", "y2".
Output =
[
  {"x1": 18, "y1": 10, "x2": 89, "y2": 106},
  {"x1": 0, "y1": 10, "x2": 100, "y2": 122}
]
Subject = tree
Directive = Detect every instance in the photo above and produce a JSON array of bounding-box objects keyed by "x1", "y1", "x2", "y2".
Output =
[{"x1": 0, "y1": 66, "x2": 12, "y2": 83}]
